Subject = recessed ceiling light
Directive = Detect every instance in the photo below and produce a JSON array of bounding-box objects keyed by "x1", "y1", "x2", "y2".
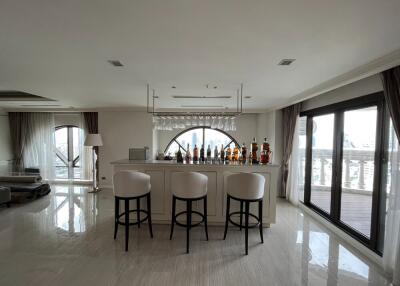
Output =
[
  {"x1": 278, "y1": 59, "x2": 296, "y2": 66},
  {"x1": 108, "y1": 60, "x2": 124, "y2": 67}
]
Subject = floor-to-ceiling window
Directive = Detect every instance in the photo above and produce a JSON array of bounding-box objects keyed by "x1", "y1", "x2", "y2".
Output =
[
  {"x1": 300, "y1": 92, "x2": 389, "y2": 254},
  {"x1": 54, "y1": 125, "x2": 81, "y2": 179}
]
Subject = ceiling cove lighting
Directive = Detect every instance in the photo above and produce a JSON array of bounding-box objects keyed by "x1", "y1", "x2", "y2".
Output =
[{"x1": 146, "y1": 84, "x2": 243, "y2": 131}]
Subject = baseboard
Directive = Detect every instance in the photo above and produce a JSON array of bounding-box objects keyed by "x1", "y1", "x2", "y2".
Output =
[{"x1": 298, "y1": 203, "x2": 383, "y2": 268}]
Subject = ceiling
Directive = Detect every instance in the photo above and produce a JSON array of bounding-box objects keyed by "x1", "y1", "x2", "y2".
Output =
[{"x1": 0, "y1": 0, "x2": 400, "y2": 111}]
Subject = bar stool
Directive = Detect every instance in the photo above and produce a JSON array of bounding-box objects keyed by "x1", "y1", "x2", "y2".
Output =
[
  {"x1": 223, "y1": 172, "x2": 265, "y2": 255},
  {"x1": 113, "y1": 170, "x2": 153, "y2": 251},
  {"x1": 169, "y1": 172, "x2": 208, "y2": 253}
]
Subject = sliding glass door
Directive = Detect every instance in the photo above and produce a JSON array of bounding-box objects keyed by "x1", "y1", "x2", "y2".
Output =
[
  {"x1": 301, "y1": 93, "x2": 388, "y2": 253},
  {"x1": 310, "y1": 114, "x2": 335, "y2": 214},
  {"x1": 340, "y1": 107, "x2": 377, "y2": 238}
]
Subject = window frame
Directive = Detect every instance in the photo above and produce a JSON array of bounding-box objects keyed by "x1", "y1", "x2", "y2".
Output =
[
  {"x1": 54, "y1": 125, "x2": 80, "y2": 179},
  {"x1": 164, "y1": 126, "x2": 239, "y2": 154},
  {"x1": 300, "y1": 92, "x2": 388, "y2": 254}
]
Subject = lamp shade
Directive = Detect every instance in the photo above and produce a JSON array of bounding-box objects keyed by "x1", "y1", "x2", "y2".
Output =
[{"x1": 84, "y1": 134, "x2": 103, "y2": 147}]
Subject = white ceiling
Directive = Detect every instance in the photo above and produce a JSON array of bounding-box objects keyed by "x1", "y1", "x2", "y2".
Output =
[{"x1": 0, "y1": 0, "x2": 400, "y2": 111}]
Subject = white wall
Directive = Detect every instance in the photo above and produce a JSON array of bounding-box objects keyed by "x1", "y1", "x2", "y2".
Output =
[
  {"x1": 301, "y1": 74, "x2": 383, "y2": 111},
  {"x1": 98, "y1": 110, "x2": 283, "y2": 187},
  {"x1": 98, "y1": 111, "x2": 154, "y2": 186},
  {"x1": 54, "y1": 113, "x2": 82, "y2": 127},
  {"x1": 0, "y1": 110, "x2": 12, "y2": 168}
]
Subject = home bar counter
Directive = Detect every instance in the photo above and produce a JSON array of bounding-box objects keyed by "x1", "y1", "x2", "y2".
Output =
[{"x1": 111, "y1": 160, "x2": 279, "y2": 226}]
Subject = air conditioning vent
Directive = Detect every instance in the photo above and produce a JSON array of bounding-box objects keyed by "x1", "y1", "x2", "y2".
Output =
[
  {"x1": 278, "y1": 59, "x2": 296, "y2": 66},
  {"x1": 108, "y1": 60, "x2": 124, "y2": 67}
]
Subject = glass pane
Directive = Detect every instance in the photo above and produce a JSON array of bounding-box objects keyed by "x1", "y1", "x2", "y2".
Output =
[
  {"x1": 165, "y1": 141, "x2": 180, "y2": 158},
  {"x1": 204, "y1": 129, "x2": 233, "y2": 155},
  {"x1": 175, "y1": 128, "x2": 203, "y2": 152},
  {"x1": 55, "y1": 166, "x2": 68, "y2": 179},
  {"x1": 310, "y1": 114, "x2": 335, "y2": 214},
  {"x1": 72, "y1": 127, "x2": 80, "y2": 160},
  {"x1": 298, "y1": 117, "x2": 307, "y2": 202},
  {"x1": 340, "y1": 107, "x2": 377, "y2": 237},
  {"x1": 55, "y1": 127, "x2": 68, "y2": 158}
]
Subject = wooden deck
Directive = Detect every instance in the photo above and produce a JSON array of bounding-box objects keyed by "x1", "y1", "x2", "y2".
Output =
[{"x1": 310, "y1": 191, "x2": 372, "y2": 237}]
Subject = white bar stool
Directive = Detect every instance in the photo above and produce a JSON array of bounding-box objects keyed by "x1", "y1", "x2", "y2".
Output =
[
  {"x1": 169, "y1": 172, "x2": 208, "y2": 253},
  {"x1": 223, "y1": 172, "x2": 265, "y2": 255},
  {"x1": 113, "y1": 170, "x2": 153, "y2": 251}
]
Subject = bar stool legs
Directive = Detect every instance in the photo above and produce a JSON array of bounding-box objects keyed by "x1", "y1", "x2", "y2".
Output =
[
  {"x1": 186, "y1": 200, "x2": 192, "y2": 253},
  {"x1": 114, "y1": 198, "x2": 120, "y2": 239},
  {"x1": 223, "y1": 196, "x2": 230, "y2": 240},
  {"x1": 114, "y1": 193, "x2": 153, "y2": 252},
  {"x1": 259, "y1": 200, "x2": 263, "y2": 243},
  {"x1": 204, "y1": 196, "x2": 209, "y2": 241},
  {"x1": 169, "y1": 195, "x2": 208, "y2": 254},
  {"x1": 223, "y1": 195, "x2": 264, "y2": 255},
  {"x1": 147, "y1": 194, "x2": 153, "y2": 238}
]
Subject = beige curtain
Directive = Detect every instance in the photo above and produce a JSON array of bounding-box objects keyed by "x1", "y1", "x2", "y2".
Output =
[{"x1": 280, "y1": 103, "x2": 302, "y2": 197}]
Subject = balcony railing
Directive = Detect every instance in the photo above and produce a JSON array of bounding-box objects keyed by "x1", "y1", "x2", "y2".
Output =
[{"x1": 299, "y1": 148, "x2": 384, "y2": 195}]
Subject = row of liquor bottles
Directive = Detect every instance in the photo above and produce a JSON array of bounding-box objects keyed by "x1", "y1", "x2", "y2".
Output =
[{"x1": 175, "y1": 137, "x2": 272, "y2": 164}]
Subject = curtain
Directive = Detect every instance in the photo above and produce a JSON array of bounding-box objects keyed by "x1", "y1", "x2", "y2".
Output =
[
  {"x1": 287, "y1": 116, "x2": 307, "y2": 205},
  {"x1": 83, "y1": 112, "x2": 99, "y2": 182},
  {"x1": 381, "y1": 66, "x2": 400, "y2": 286},
  {"x1": 381, "y1": 66, "x2": 400, "y2": 140},
  {"x1": 280, "y1": 103, "x2": 302, "y2": 197},
  {"x1": 79, "y1": 113, "x2": 92, "y2": 180},
  {"x1": 23, "y1": 113, "x2": 55, "y2": 180},
  {"x1": 8, "y1": 112, "x2": 30, "y2": 172}
]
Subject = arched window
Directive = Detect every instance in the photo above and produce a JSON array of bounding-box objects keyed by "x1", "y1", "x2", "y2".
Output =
[
  {"x1": 164, "y1": 127, "x2": 239, "y2": 156},
  {"x1": 54, "y1": 125, "x2": 81, "y2": 179}
]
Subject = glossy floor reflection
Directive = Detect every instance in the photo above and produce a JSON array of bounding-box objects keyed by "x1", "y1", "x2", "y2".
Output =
[{"x1": 0, "y1": 185, "x2": 390, "y2": 286}]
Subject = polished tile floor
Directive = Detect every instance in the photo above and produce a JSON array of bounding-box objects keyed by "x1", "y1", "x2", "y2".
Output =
[{"x1": 0, "y1": 185, "x2": 390, "y2": 286}]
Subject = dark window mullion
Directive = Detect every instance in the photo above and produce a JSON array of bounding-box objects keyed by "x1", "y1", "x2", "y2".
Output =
[
  {"x1": 331, "y1": 111, "x2": 344, "y2": 222},
  {"x1": 304, "y1": 116, "x2": 313, "y2": 205},
  {"x1": 174, "y1": 139, "x2": 187, "y2": 153},
  {"x1": 371, "y1": 99, "x2": 387, "y2": 252}
]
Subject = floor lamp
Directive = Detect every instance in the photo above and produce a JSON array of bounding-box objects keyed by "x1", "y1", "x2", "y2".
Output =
[{"x1": 84, "y1": 134, "x2": 103, "y2": 194}]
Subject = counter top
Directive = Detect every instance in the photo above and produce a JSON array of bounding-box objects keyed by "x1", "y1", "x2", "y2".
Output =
[{"x1": 111, "y1": 159, "x2": 280, "y2": 168}]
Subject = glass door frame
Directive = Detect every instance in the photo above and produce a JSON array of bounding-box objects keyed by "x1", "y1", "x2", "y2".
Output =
[
  {"x1": 301, "y1": 92, "x2": 388, "y2": 254},
  {"x1": 55, "y1": 125, "x2": 80, "y2": 180}
]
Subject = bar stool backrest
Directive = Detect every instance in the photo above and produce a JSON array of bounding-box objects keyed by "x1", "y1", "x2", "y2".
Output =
[
  {"x1": 227, "y1": 172, "x2": 265, "y2": 200},
  {"x1": 113, "y1": 170, "x2": 151, "y2": 198},
  {"x1": 171, "y1": 172, "x2": 208, "y2": 199}
]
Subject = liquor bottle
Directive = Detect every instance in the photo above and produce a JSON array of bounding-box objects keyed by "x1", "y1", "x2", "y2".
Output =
[
  {"x1": 226, "y1": 144, "x2": 232, "y2": 162},
  {"x1": 262, "y1": 137, "x2": 272, "y2": 164},
  {"x1": 220, "y1": 144, "x2": 225, "y2": 162},
  {"x1": 185, "y1": 143, "x2": 191, "y2": 164},
  {"x1": 251, "y1": 137, "x2": 258, "y2": 164},
  {"x1": 241, "y1": 143, "x2": 247, "y2": 163},
  {"x1": 177, "y1": 147, "x2": 183, "y2": 163},
  {"x1": 214, "y1": 145, "x2": 219, "y2": 163},
  {"x1": 200, "y1": 144, "x2": 205, "y2": 162},
  {"x1": 233, "y1": 144, "x2": 239, "y2": 162},
  {"x1": 206, "y1": 145, "x2": 212, "y2": 162},
  {"x1": 193, "y1": 144, "x2": 199, "y2": 162}
]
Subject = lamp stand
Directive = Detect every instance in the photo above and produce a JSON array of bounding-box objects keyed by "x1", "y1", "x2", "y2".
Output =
[{"x1": 88, "y1": 147, "x2": 101, "y2": 194}]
